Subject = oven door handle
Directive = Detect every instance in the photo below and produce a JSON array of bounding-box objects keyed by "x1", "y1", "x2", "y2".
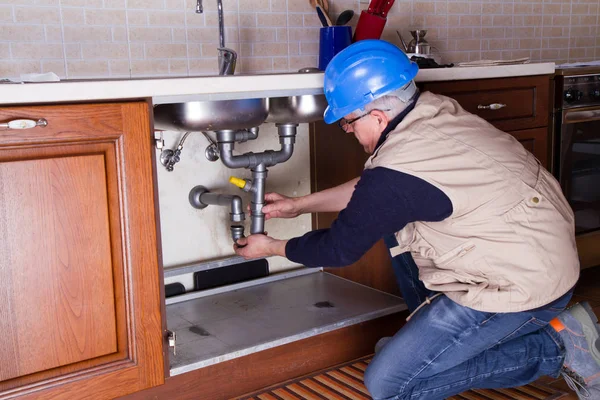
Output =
[{"x1": 564, "y1": 108, "x2": 600, "y2": 124}]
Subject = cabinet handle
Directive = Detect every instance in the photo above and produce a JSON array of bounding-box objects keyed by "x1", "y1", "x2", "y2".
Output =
[
  {"x1": 0, "y1": 118, "x2": 48, "y2": 130},
  {"x1": 477, "y1": 103, "x2": 507, "y2": 110}
]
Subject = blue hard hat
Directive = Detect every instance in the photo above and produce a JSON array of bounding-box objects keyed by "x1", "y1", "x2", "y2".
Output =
[{"x1": 323, "y1": 39, "x2": 419, "y2": 124}]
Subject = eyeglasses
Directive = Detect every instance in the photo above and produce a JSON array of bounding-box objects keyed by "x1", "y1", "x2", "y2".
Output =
[{"x1": 337, "y1": 109, "x2": 391, "y2": 131}]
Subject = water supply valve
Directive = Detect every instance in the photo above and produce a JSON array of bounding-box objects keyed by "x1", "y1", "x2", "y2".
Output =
[{"x1": 229, "y1": 176, "x2": 253, "y2": 192}]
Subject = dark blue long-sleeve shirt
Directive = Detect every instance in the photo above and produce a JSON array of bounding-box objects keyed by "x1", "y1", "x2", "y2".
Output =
[
  {"x1": 285, "y1": 95, "x2": 453, "y2": 268},
  {"x1": 285, "y1": 167, "x2": 453, "y2": 267}
]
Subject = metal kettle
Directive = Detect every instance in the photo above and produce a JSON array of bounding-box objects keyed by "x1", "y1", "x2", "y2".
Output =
[{"x1": 398, "y1": 30, "x2": 431, "y2": 55}]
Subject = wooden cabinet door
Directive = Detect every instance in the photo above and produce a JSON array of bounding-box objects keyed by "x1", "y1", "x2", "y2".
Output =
[
  {"x1": 0, "y1": 102, "x2": 164, "y2": 400},
  {"x1": 310, "y1": 121, "x2": 399, "y2": 296},
  {"x1": 508, "y1": 127, "x2": 549, "y2": 169}
]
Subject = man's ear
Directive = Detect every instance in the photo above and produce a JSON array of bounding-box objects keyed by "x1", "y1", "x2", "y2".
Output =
[{"x1": 371, "y1": 109, "x2": 390, "y2": 127}]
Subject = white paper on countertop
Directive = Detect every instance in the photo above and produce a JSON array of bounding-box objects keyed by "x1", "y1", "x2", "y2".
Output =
[
  {"x1": 557, "y1": 60, "x2": 600, "y2": 68},
  {"x1": 457, "y1": 58, "x2": 531, "y2": 67},
  {"x1": 0, "y1": 72, "x2": 61, "y2": 84}
]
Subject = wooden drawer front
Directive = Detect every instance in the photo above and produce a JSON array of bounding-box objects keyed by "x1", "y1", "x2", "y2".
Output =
[
  {"x1": 419, "y1": 75, "x2": 550, "y2": 132},
  {"x1": 0, "y1": 103, "x2": 125, "y2": 146}
]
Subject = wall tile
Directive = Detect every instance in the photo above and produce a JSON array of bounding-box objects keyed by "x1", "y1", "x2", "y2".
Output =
[
  {"x1": 45, "y1": 25, "x2": 63, "y2": 41},
  {"x1": 146, "y1": 43, "x2": 188, "y2": 58},
  {"x1": 15, "y1": 7, "x2": 61, "y2": 23},
  {"x1": 238, "y1": 56, "x2": 272, "y2": 72},
  {"x1": 65, "y1": 43, "x2": 81, "y2": 58},
  {"x1": 289, "y1": 55, "x2": 316, "y2": 70},
  {"x1": 64, "y1": 25, "x2": 112, "y2": 41},
  {"x1": 11, "y1": 42, "x2": 64, "y2": 58},
  {"x1": 0, "y1": 6, "x2": 13, "y2": 23},
  {"x1": 188, "y1": 57, "x2": 219, "y2": 73},
  {"x1": 127, "y1": 0, "x2": 164, "y2": 9},
  {"x1": 271, "y1": 0, "x2": 286, "y2": 12},
  {"x1": 168, "y1": 58, "x2": 189, "y2": 74},
  {"x1": 272, "y1": 56, "x2": 288, "y2": 71},
  {"x1": 109, "y1": 59, "x2": 131, "y2": 75},
  {"x1": 239, "y1": 27, "x2": 276, "y2": 42},
  {"x1": 67, "y1": 59, "x2": 109, "y2": 77},
  {"x1": 42, "y1": 59, "x2": 66, "y2": 76},
  {"x1": 0, "y1": 0, "x2": 597, "y2": 82},
  {"x1": 61, "y1": 8, "x2": 85, "y2": 24},
  {"x1": 130, "y1": 58, "x2": 169, "y2": 75},
  {"x1": 240, "y1": 12, "x2": 257, "y2": 26},
  {"x1": 257, "y1": 12, "x2": 287, "y2": 26},
  {"x1": 148, "y1": 10, "x2": 186, "y2": 25},
  {"x1": 85, "y1": 8, "x2": 126, "y2": 24},
  {"x1": 1, "y1": 24, "x2": 45, "y2": 41},
  {"x1": 0, "y1": 60, "x2": 42, "y2": 76},
  {"x1": 253, "y1": 41, "x2": 287, "y2": 55}
]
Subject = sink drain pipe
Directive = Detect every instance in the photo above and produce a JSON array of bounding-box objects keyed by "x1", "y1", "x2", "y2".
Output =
[{"x1": 216, "y1": 123, "x2": 298, "y2": 236}]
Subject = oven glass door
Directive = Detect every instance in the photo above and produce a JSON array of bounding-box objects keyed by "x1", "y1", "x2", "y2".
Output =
[{"x1": 559, "y1": 108, "x2": 600, "y2": 234}]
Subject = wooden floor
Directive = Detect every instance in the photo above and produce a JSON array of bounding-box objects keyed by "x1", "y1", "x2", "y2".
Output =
[
  {"x1": 243, "y1": 267, "x2": 600, "y2": 400},
  {"x1": 241, "y1": 357, "x2": 567, "y2": 400}
]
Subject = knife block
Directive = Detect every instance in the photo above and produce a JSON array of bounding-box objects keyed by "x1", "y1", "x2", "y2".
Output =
[{"x1": 353, "y1": 11, "x2": 387, "y2": 42}]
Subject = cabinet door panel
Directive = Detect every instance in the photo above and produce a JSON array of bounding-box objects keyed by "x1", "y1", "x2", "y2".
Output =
[
  {"x1": 0, "y1": 102, "x2": 164, "y2": 400},
  {"x1": 0, "y1": 154, "x2": 117, "y2": 381},
  {"x1": 508, "y1": 127, "x2": 549, "y2": 168}
]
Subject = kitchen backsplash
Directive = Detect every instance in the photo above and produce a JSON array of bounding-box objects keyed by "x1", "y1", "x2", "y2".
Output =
[{"x1": 1, "y1": 0, "x2": 599, "y2": 78}]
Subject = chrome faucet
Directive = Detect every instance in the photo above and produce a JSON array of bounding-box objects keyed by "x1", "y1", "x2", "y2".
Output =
[{"x1": 195, "y1": 0, "x2": 237, "y2": 75}]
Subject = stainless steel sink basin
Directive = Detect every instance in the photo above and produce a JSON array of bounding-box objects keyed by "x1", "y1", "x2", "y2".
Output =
[
  {"x1": 265, "y1": 94, "x2": 327, "y2": 124},
  {"x1": 153, "y1": 98, "x2": 268, "y2": 132}
]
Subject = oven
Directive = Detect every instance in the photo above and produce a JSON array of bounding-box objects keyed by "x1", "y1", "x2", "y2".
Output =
[
  {"x1": 553, "y1": 69, "x2": 600, "y2": 235},
  {"x1": 553, "y1": 67, "x2": 600, "y2": 269}
]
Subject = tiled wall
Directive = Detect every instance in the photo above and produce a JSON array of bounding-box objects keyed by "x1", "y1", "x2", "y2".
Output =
[{"x1": 1, "y1": 0, "x2": 599, "y2": 79}]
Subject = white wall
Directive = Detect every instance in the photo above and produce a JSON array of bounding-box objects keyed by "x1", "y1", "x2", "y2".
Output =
[{"x1": 156, "y1": 122, "x2": 312, "y2": 290}]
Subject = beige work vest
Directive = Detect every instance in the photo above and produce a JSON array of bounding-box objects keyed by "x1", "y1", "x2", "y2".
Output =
[{"x1": 365, "y1": 92, "x2": 579, "y2": 312}]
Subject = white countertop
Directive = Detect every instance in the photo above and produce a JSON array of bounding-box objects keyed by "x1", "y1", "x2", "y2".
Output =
[{"x1": 0, "y1": 62, "x2": 555, "y2": 106}]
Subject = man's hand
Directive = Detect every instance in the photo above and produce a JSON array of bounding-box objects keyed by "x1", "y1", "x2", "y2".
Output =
[
  {"x1": 234, "y1": 234, "x2": 288, "y2": 259},
  {"x1": 261, "y1": 192, "x2": 300, "y2": 220}
]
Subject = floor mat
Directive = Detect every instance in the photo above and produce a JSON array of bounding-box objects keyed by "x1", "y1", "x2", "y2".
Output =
[{"x1": 241, "y1": 357, "x2": 568, "y2": 400}]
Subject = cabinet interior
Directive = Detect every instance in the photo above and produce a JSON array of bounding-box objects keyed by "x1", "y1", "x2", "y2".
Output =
[{"x1": 164, "y1": 268, "x2": 406, "y2": 376}]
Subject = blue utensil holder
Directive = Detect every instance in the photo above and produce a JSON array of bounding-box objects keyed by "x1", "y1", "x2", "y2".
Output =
[{"x1": 318, "y1": 26, "x2": 352, "y2": 71}]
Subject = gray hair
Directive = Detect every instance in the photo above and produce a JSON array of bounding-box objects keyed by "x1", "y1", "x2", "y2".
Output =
[{"x1": 351, "y1": 81, "x2": 419, "y2": 119}]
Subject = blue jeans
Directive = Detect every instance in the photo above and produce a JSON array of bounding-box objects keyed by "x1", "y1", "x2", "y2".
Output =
[{"x1": 367, "y1": 236, "x2": 573, "y2": 400}]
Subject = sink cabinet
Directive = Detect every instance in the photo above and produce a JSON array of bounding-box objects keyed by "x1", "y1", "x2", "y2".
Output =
[
  {"x1": 310, "y1": 74, "x2": 553, "y2": 294},
  {"x1": 0, "y1": 101, "x2": 165, "y2": 400}
]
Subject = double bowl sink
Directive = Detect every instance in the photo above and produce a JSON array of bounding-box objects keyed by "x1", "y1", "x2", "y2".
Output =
[{"x1": 153, "y1": 94, "x2": 328, "y2": 132}]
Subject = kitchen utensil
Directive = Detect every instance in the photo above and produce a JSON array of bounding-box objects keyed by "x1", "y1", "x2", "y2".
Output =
[
  {"x1": 397, "y1": 30, "x2": 408, "y2": 52},
  {"x1": 353, "y1": 11, "x2": 387, "y2": 41},
  {"x1": 335, "y1": 9, "x2": 354, "y2": 25},
  {"x1": 310, "y1": 0, "x2": 332, "y2": 26},
  {"x1": 316, "y1": 6, "x2": 329, "y2": 27},
  {"x1": 367, "y1": 0, "x2": 383, "y2": 14},
  {"x1": 320, "y1": 0, "x2": 330, "y2": 13},
  {"x1": 318, "y1": 25, "x2": 352, "y2": 70},
  {"x1": 316, "y1": 0, "x2": 332, "y2": 21},
  {"x1": 406, "y1": 30, "x2": 431, "y2": 55},
  {"x1": 375, "y1": 0, "x2": 394, "y2": 18},
  {"x1": 353, "y1": 0, "x2": 396, "y2": 42}
]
